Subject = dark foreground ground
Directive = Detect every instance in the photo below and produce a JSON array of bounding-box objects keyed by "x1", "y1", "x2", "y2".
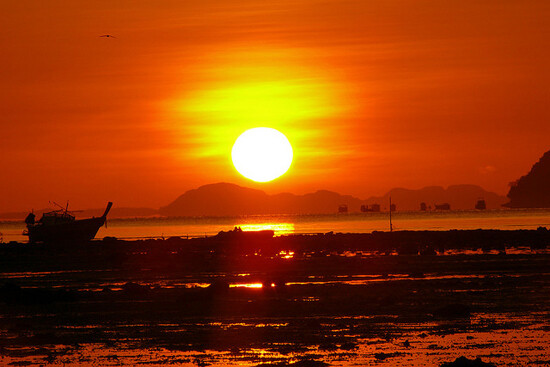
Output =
[{"x1": 0, "y1": 229, "x2": 549, "y2": 366}]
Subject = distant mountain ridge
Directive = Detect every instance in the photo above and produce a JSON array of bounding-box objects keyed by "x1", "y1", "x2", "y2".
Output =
[
  {"x1": 159, "y1": 182, "x2": 507, "y2": 216},
  {"x1": 364, "y1": 185, "x2": 507, "y2": 211},
  {"x1": 158, "y1": 183, "x2": 363, "y2": 216},
  {"x1": 1, "y1": 183, "x2": 508, "y2": 220}
]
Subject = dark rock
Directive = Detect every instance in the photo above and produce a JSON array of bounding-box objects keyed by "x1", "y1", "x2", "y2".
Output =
[
  {"x1": 409, "y1": 271, "x2": 425, "y2": 278},
  {"x1": 339, "y1": 341, "x2": 358, "y2": 350},
  {"x1": 0, "y1": 282, "x2": 76, "y2": 304},
  {"x1": 433, "y1": 304, "x2": 471, "y2": 319},
  {"x1": 291, "y1": 360, "x2": 329, "y2": 367},
  {"x1": 440, "y1": 356, "x2": 496, "y2": 367},
  {"x1": 122, "y1": 282, "x2": 150, "y2": 295},
  {"x1": 207, "y1": 279, "x2": 229, "y2": 293},
  {"x1": 256, "y1": 360, "x2": 328, "y2": 367},
  {"x1": 420, "y1": 245, "x2": 438, "y2": 256},
  {"x1": 318, "y1": 342, "x2": 338, "y2": 351},
  {"x1": 375, "y1": 352, "x2": 399, "y2": 360}
]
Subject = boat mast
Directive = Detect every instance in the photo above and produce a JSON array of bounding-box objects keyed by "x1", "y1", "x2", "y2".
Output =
[{"x1": 389, "y1": 196, "x2": 393, "y2": 232}]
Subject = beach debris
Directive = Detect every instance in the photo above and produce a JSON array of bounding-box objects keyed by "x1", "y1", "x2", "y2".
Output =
[
  {"x1": 374, "y1": 352, "x2": 401, "y2": 360},
  {"x1": 420, "y1": 245, "x2": 438, "y2": 256},
  {"x1": 291, "y1": 360, "x2": 329, "y2": 367},
  {"x1": 397, "y1": 243, "x2": 419, "y2": 255},
  {"x1": 440, "y1": 356, "x2": 496, "y2": 367},
  {"x1": 318, "y1": 342, "x2": 338, "y2": 351},
  {"x1": 122, "y1": 282, "x2": 151, "y2": 295},
  {"x1": 339, "y1": 341, "x2": 358, "y2": 350},
  {"x1": 0, "y1": 282, "x2": 76, "y2": 304},
  {"x1": 433, "y1": 303, "x2": 471, "y2": 319},
  {"x1": 408, "y1": 271, "x2": 425, "y2": 278},
  {"x1": 207, "y1": 279, "x2": 229, "y2": 293},
  {"x1": 256, "y1": 360, "x2": 328, "y2": 367},
  {"x1": 194, "y1": 358, "x2": 211, "y2": 366}
]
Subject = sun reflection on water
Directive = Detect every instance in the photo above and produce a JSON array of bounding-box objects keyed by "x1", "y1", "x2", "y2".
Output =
[
  {"x1": 235, "y1": 222, "x2": 295, "y2": 236},
  {"x1": 229, "y1": 283, "x2": 263, "y2": 289}
]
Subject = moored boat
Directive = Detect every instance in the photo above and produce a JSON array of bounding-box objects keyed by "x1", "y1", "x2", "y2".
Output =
[
  {"x1": 24, "y1": 202, "x2": 112, "y2": 243},
  {"x1": 475, "y1": 198, "x2": 487, "y2": 210},
  {"x1": 434, "y1": 203, "x2": 451, "y2": 210}
]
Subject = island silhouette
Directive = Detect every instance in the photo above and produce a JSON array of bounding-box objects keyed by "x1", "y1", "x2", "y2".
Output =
[
  {"x1": 505, "y1": 149, "x2": 550, "y2": 208},
  {"x1": 159, "y1": 182, "x2": 507, "y2": 216},
  {"x1": 5, "y1": 147, "x2": 550, "y2": 220}
]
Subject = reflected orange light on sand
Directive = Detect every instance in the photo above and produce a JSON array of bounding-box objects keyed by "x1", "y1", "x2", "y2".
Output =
[{"x1": 278, "y1": 250, "x2": 295, "y2": 259}]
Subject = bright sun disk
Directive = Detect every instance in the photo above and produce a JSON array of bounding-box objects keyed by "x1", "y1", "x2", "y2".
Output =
[{"x1": 231, "y1": 127, "x2": 293, "y2": 182}]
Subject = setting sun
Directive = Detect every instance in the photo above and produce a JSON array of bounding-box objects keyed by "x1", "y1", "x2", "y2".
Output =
[{"x1": 231, "y1": 127, "x2": 293, "y2": 182}]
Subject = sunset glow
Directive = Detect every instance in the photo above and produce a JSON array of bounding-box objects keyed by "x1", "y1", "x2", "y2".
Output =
[
  {"x1": 170, "y1": 48, "x2": 347, "y2": 191},
  {"x1": 1, "y1": 1, "x2": 549, "y2": 212}
]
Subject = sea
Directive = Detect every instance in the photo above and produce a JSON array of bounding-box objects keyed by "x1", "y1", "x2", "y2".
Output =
[{"x1": 1, "y1": 208, "x2": 549, "y2": 243}]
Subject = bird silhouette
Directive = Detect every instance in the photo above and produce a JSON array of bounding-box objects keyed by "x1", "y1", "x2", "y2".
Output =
[{"x1": 99, "y1": 34, "x2": 116, "y2": 38}]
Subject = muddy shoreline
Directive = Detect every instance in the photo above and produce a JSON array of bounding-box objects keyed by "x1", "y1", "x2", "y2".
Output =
[{"x1": 1, "y1": 229, "x2": 549, "y2": 366}]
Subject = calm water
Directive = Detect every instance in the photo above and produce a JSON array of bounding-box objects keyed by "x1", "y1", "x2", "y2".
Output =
[{"x1": 1, "y1": 209, "x2": 549, "y2": 242}]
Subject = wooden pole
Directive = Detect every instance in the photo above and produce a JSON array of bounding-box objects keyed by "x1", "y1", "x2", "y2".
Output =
[{"x1": 389, "y1": 196, "x2": 393, "y2": 232}]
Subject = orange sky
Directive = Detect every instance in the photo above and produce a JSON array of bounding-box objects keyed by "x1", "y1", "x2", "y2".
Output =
[{"x1": 1, "y1": 0, "x2": 549, "y2": 212}]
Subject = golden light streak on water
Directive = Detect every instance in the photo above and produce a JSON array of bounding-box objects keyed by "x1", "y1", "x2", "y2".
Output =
[
  {"x1": 235, "y1": 222, "x2": 295, "y2": 236},
  {"x1": 229, "y1": 283, "x2": 263, "y2": 289}
]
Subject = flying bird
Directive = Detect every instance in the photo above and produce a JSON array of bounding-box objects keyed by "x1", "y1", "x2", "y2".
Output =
[{"x1": 99, "y1": 34, "x2": 116, "y2": 38}]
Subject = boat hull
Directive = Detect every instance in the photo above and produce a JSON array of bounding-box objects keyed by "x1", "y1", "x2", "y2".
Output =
[{"x1": 27, "y1": 216, "x2": 107, "y2": 243}]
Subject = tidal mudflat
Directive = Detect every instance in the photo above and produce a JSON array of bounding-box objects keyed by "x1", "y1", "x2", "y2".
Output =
[{"x1": 1, "y1": 231, "x2": 549, "y2": 366}]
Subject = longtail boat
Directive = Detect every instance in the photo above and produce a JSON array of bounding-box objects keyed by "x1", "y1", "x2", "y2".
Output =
[{"x1": 24, "y1": 202, "x2": 112, "y2": 243}]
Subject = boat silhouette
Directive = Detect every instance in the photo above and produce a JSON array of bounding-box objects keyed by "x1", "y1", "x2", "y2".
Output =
[
  {"x1": 434, "y1": 203, "x2": 451, "y2": 210},
  {"x1": 23, "y1": 202, "x2": 112, "y2": 243},
  {"x1": 475, "y1": 198, "x2": 487, "y2": 210}
]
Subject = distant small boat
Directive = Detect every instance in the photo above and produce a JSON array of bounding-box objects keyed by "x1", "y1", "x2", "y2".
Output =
[
  {"x1": 338, "y1": 204, "x2": 348, "y2": 213},
  {"x1": 361, "y1": 204, "x2": 381, "y2": 212},
  {"x1": 23, "y1": 202, "x2": 112, "y2": 243},
  {"x1": 434, "y1": 203, "x2": 451, "y2": 210},
  {"x1": 475, "y1": 199, "x2": 487, "y2": 210}
]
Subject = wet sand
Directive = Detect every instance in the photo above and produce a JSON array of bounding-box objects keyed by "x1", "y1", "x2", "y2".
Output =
[{"x1": 0, "y1": 230, "x2": 549, "y2": 366}]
